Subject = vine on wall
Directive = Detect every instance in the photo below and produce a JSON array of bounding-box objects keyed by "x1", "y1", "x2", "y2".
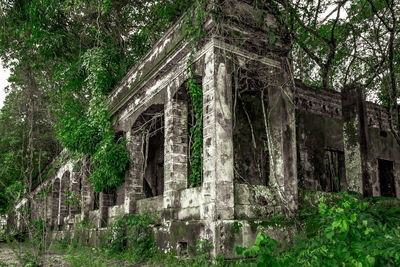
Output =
[
  {"x1": 56, "y1": 48, "x2": 130, "y2": 193},
  {"x1": 187, "y1": 74, "x2": 203, "y2": 187},
  {"x1": 182, "y1": 0, "x2": 207, "y2": 187}
]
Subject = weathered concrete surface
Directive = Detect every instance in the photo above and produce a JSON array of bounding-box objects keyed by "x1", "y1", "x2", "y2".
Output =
[
  {"x1": 342, "y1": 84, "x2": 373, "y2": 197},
  {"x1": 124, "y1": 129, "x2": 145, "y2": 214},
  {"x1": 201, "y1": 47, "x2": 234, "y2": 224},
  {"x1": 234, "y1": 184, "x2": 280, "y2": 220},
  {"x1": 265, "y1": 61, "x2": 298, "y2": 218},
  {"x1": 163, "y1": 90, "x2": 188, "y2": 211}
]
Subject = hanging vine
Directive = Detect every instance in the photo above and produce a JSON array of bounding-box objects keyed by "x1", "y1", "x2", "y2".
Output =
[
  {"x1": 56, "y1": 48, "x2": 130, "y2": 193},
  {"x1": 182, "y1": 0, "x2": 207, "y2": 187}
]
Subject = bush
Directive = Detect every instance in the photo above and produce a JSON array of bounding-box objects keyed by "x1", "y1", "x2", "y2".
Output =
[
  {"x1": 237, "y1": 192, "x2": 400, "y2": 266},
  {"x1": 103, "y1": 214, "x2": 154, "y2": 261}
]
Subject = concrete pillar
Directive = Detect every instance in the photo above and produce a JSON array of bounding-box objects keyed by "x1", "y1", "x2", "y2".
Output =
[
  {"x1": 99, "y1": 191, "x2": 114, "y2": 227},
  {"x1": 342, "y1": 84, "x2": 373, "y2": 197},
  {"x1": 201, "y1": 49, "x2": 234, "y2": 222},
  {"x1": 124, "y1": 129, "x2": 145, "y2": 214},
  {"x1": 116, "y1": 182, "x2": 125, "y2": 205},
  {"x1": 265, "y1": 60, "x2": 298, "y2": 217},
  {"x1": 81, "y1": 159, "x2": 94, "y2": 221},
  {"x1": 163, "y1": 86, "x2": 188, "y2": 211},
  {"x1": 394, "y1": 162, "x2": 400, "y2": 198},
  {"x1": 51, "y1": 179, "x2": 60, "y2": 229},
  {"x1": 58, "y1": 171, "x2": 70, "y2": 227},
  {"x1": 46, "y1": 193, "x2": 52, "y2": 226}
]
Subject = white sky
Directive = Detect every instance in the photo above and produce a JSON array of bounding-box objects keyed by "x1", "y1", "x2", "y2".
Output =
[{"x1": 0, "y1": 60, "x2": 9, "y2": 109}]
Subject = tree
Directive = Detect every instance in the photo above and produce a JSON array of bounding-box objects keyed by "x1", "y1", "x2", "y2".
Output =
[
  {"x1": 271, "y1": 0, "x2": 399, "y2": 143},
  {"x1": 0, "y1": 0, "x2": 195, "y2": 211}
]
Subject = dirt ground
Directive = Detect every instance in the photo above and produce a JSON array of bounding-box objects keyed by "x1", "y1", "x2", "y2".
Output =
[
  {"x1": 0, "y1": 242, "x2": 66, "y2": 267},
  {"x1": 0, "y1": 242, "x2": 148, "y2": 267}
]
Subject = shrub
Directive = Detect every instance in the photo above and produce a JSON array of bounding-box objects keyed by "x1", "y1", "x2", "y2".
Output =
[
  {"x1": 104, "y1": 214, "x2": 154, "y2": 261},
  {"x1": 237, "y1": 192, "x2": 400, "y2": 266}
]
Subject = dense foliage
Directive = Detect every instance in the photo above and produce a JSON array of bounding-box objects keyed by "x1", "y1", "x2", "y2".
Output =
[
  {"x1": 237, "y1": 193, "x2": 400, "y2": 266},
  {"x1": 104, "y1": 214, "x2": 154, "y2": 260},
  {"x1": 0, "y1": 0, "x2": 195, "y2": 210}
]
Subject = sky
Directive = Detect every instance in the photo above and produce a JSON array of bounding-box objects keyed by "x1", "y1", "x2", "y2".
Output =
[{"x1": 0, "y1": 60, "x2": 9, "y2": 109}]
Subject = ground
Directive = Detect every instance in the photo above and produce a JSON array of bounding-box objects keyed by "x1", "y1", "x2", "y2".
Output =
[
  {"x1": 0, "y1": 242, "x2": 65, "y2": 267},
  {"x1": 0, "y1": 242, "x2": 145, "y2": 267}
]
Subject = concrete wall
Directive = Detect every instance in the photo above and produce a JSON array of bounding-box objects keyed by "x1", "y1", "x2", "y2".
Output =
[{"x1": 296, "y1": 82, "x2": 400, "y2": 198}]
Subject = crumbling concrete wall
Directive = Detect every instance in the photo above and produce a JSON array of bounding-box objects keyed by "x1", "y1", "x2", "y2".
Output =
[
  {"x1": 295, "y1": 83, "x2": 346, "y2": 192},
  {"x1": 296, "y1": 81, "x2": 400, "y2": 198}
]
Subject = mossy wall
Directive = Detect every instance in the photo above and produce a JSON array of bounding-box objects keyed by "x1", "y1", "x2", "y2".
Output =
[{"x1": 296, "y1": 110, "x2": 345, "y2": 191}]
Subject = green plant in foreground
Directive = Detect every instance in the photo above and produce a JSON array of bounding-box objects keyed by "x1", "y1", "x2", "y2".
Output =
[
  {"x1": 103, "y1": 214, "x2": 154, "y2": 262},
  {"x1": 236, "y1": 192, "x2": 400, "y2": 267}
]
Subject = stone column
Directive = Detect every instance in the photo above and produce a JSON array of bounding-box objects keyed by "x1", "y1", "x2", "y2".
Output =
[
  {"x1": 394, "y1": 162, "x2": 400, "y2": 198},
  {"x1": 116, "y1": 182, "x2": 125, "y2": 205},
  {"x1": 51, "y1": 179, "x2": 60, "y2": 229},
  {"x1": 99, "y1": 191, "x2": 114, "y2": 227},
  {"x1": 163, "y1": 85, "x2": 188, "y2": 212},
  {"x1": 58, "y1": 171, "x2": 70, "y2": 227},
  {"x1": 265, "y1": 61, "x2": 298, "y2": 217},
  {"x1": 81, "y1": 159, "x2": 94, "y2": 221},
  {"x1": 46, "y1": 193, "x2": 52, "y2": 226},
  {"x1": 201, "y1": 49, "x2": 234, "y2": 222},
  {"x1": 124, "y1": 129, "x2": 145, "y2": 214},
  {"x1": 342, "y1": 84, "x2": 373, "y2": 197}
]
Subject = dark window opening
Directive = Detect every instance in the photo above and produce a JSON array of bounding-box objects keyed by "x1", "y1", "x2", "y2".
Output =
[
  {"x1": 61, "y1": 171, "x2": 70, "y2": 219},
  {"x1": 378, "y1": 159, "x2": 396, "y2": 197},
  {"x1": 114, "y1": 131, "x2": 125, "y2": 143},
  {"x1": 70, "y1": 175, "x2": 81, "y2": 215},
  {"x1": 132, "y1": 105, "x2": 165, "y2": 199},
  {"x1": 106, "y1": 187, "x2": 118, "y2": 206},
  {"x1": 380, "y1": 130, "x2": 388, "y2": 137},
  {"x1": 178, "y1": 242, "x2": 188, "y2": 255},
  {"x1": 93, "y1": 192, "x2": 100, "y2": 210},
  {"x1": 143, "y1": 113, "x2": 164, "y2": 198},
  {"x1": 322, "y1": 150, "x2": 345, "y2": 192},
  {"x1": 232, "y1": 70, "x2": 269, "y2": 186}
]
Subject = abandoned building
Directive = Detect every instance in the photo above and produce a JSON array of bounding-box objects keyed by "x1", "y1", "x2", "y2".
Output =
[{"x1": 11, "y1": 0, "x2": 400, "y2": 258}]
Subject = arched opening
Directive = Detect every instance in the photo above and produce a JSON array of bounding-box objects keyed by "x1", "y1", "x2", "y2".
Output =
[
  {"x1": 132, "y1": 104, "x2": 165, "y2": 198},
  {"x1": 69, "y1": 171, "x2": 82, "y2": 216}
]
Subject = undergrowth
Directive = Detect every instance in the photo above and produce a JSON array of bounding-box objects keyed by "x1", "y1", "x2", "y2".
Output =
[
  {"x1": 48, "y1": 192, "x2": 400, "y2": 267},
  {"x1": 236, "y1": 192, "x2": 400, "y2": 267}
]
